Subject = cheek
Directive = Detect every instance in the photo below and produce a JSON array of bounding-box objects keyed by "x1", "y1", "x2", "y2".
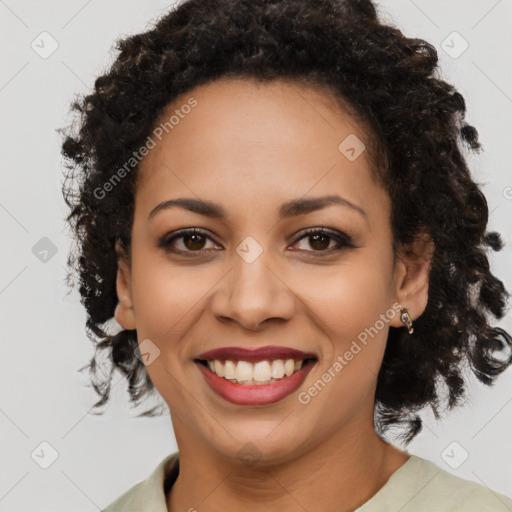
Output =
[
  {"x1": 129, "y1": 249, "x2": 230, "y2": 391},
  {"x1": 296, "y1": 257, "x2": 393, "y2": 341},
  {"x1": 128, "y1": 254, "x2": 206, "y2": 400},
  {"x1": 131, "y1": 263, "x2": 206, "y2": 340},
  {"x1": 296, "y1": 271, "x2": 392, "y2": 414}
]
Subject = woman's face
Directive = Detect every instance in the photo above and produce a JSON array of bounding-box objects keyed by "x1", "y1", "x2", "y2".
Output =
[{"x1": 115, "y1": 77, "x2": 424, "y2": 463}]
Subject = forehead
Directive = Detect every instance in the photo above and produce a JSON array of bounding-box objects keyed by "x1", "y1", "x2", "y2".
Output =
[{"x1": 134, "y1": 77, "x2": 387, "y2": 223}]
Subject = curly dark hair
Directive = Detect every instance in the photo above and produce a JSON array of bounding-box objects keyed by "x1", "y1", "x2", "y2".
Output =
[{"x1": 60, "y1": 0, "x2": 512, "y2": 444}]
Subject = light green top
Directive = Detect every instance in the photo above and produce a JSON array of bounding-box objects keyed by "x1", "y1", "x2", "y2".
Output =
[{"x1": 102, "y1": 451, "x2": 512, "y2": 511}]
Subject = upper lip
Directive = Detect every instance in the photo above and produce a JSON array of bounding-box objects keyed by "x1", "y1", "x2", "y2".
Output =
[{"x1": 195, "y1": 345, "x2": 317, "y2": 363}]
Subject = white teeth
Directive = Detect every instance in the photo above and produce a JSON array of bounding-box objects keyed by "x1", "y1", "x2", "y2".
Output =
[
  {"x1": 204, "y1": 358, "x2": 311, "y2": 385},
  {"x1": 214, "y1": 360, "x2": 225, "y2": 378},
  {"x1": 271, "y1": 359, "x2": 285, "y2": 379},
  {"x1": 284, "y1": 359, "x2": 295, "y2": 376},
  {"x1": 224, "y1": 360, "x2": 236, "y2": 380},
  {"x1": 235, "y1": 361, "x2": 253, "y2": 382},
  {"x1": 253, "y1": 361, "x2": 272, "y2": 382}
]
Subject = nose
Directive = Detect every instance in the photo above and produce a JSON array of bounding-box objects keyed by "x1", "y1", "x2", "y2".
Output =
[{"x1": 209, "y1": 249, "x2": 295, "y2": 331}]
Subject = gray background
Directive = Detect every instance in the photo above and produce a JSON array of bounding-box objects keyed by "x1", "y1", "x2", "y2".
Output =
[{"x1": 1, "y1": 0, "x2": 511, "y2": 510}]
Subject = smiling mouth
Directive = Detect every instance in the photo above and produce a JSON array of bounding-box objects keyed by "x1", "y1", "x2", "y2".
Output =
[{"x1": 195, "y1": 357, "x2": 318, "y2": 386}]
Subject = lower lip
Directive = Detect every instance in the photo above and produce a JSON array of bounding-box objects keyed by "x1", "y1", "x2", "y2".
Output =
[{"x1": 196, "y1": 359, "x2": 316, "y2": 406}]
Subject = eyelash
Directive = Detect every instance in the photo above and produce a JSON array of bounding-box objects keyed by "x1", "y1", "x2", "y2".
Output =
[{"x1": 158, "y1": 227, "x2": 355, "y2": 257}]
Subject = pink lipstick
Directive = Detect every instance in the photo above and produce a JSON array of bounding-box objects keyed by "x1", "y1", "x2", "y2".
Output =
[{"x1": 194, "y1": 345, "x2": 317, "y2": 406}]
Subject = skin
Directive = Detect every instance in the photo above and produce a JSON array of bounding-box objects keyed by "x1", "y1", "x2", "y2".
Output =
[{"x1": 114, "y1": 77, "x2": 434, "y2": 512}]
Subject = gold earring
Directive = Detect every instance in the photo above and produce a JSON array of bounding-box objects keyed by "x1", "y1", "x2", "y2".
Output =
[{"x1": 400, "y1": 306, "x2": 414, "y2": 334}]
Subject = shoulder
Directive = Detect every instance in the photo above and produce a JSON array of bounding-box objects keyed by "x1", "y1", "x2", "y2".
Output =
[
  {"x1": 421, "y1": 458, "x2": 512, "y2": 511},
  {"x1": 101, "y1": 452, "x2": 179, "y2": 512},
  {"x1": 359, "y1": 454, "x2": 512, "y2": 512}
]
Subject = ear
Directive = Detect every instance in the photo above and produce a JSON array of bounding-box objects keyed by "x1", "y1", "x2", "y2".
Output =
[
  {"x1": 389, "y1": 232, "x2": 435, "y2": 328},
  {"x1": 114, "y1": 240, "x2": 136, "y2": 330}
]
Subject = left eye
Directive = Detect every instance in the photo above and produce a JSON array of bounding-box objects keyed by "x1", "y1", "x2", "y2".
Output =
[
  {"x1": 292, "y1": 228, "x2": 348, "y2": 253},
  {"x1": 159, "y1": 227, "x2": 353, "y2": 256}
]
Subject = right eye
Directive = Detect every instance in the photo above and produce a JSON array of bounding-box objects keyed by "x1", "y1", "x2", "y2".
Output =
[{"x1": 159, "y1": 228, "x2": 221, "y2": 256}]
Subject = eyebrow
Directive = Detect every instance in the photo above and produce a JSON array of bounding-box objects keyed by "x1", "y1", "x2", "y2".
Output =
[{"x1": 148, "y1": 195, "x2": 367, "y2": 220}]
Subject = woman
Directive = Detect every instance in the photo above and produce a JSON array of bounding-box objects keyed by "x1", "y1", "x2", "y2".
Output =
[{"x1": 60, "y1": 0, "x2": 512, "y2": 510}]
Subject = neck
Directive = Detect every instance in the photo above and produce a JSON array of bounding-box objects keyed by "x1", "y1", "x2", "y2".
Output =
[{"x1": 166, "y1": 423, "x2": 409, "y2": 512}]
